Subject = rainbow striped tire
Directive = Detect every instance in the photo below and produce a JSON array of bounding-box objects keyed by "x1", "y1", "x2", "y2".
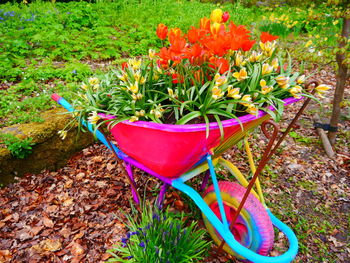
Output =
[{"x1": 202, "y1": 181, "x2": 274, "y2": 261}]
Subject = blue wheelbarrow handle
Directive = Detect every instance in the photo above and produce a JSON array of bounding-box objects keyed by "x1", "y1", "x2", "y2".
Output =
[
  {"x1": 51, "y1": 94, "x2": 123, "y2": 156},
  {"x1": 172, "y1": 179, "x2": 298, "y2": 263}
]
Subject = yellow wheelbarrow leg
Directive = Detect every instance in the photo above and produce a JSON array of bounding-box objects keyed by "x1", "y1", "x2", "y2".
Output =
[
  {"x1": 244, "y1": 137, "x2": 266, "y2": 207},
  {"x1": 217, "y1": 158, "x2": 259, "y2": 200}
]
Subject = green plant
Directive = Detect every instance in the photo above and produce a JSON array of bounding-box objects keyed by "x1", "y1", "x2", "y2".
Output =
[
  {"x1": 107, "y1": 202, "x2": 210, "y2": 262},
  {"x1": 0, "y1": 133, "x2": 34, "y2": 159},
  {"x1": 70, "y1": 9, "x2": 328, "y2": 139}
]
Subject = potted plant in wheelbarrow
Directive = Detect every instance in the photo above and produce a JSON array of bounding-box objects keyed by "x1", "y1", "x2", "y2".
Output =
[{"x1": 53, "y1": 9, "x2": 330, "y2": 263}]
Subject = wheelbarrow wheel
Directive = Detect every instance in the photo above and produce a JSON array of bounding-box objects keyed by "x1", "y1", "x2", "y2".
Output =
[{"x1": 202, "y1": 181, "x2": 274, "y2": 261}]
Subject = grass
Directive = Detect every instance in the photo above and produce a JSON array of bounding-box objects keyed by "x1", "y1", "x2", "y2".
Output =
[{"x1": 0, "y1": 0, "x2": 342, "y2": 129}]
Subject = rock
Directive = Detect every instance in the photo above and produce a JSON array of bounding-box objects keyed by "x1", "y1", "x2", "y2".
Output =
[{"x1": 0, "y1": 108, "x2": 94, "y2": 185}]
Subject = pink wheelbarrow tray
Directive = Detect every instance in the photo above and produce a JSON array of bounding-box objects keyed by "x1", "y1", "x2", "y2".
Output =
[{"x1": 51, "y1": 81, "x2": 318, "y2": 262}]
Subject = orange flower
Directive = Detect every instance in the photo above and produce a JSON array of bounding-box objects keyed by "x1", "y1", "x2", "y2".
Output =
[
  {"x1": 168, "y1": 28, "x2": 182, "y2": 43},
  {"x1": 187, "y1": 26, "x2": 199, "y2": 43},
  {"x1": 260, "y1": 32, "x2": 278, "y2": 43},
  {"x1": 200, "y1": 17, "x2": 211, "y2": 31},
  {"x1": 156, "y1": 24, "x2": 168, "y2": 40}
]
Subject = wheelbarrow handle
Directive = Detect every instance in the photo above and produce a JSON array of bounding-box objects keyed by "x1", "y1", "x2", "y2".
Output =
[{"x1": 50, "y1": 93, "x2": 123, "y2": 156}]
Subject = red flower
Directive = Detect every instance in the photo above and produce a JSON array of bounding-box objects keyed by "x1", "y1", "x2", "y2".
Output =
[
  {"x1": 156, "y1": 24, "x2": 168, "y2": 40},
  {"x1": 222, "y1": 11, "x2": 230, "y2": 23},
  {"x1": 260, "y1": 32, "x2": 278, "y2": 43},
  {"x1": 121, "y1": 62, "x2": 128, "y2": 70}
]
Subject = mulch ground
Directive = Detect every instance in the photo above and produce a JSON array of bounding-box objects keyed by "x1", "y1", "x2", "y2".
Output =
[{"x1": 0, "y1": 68, "x2": 349, "y2": 263}]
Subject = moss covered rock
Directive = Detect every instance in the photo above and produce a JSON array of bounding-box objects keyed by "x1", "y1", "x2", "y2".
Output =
[{"x1": 0, "y1": 108, "x2": 94, "y2": 186}]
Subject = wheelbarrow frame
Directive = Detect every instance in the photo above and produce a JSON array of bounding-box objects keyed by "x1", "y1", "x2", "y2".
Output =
[{"x1": 51, "y1": 81, "x2": 317, "y2": 263}]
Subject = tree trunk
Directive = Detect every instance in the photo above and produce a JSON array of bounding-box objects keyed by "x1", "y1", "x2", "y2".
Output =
[{"x1": 328, "y1": 17, "x2": 350, "y2": 145}]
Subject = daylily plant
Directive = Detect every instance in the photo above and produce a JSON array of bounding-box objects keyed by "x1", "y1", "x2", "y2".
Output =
[{"x1": 70, "y1": 9, "x2": 330, "y2": 133}]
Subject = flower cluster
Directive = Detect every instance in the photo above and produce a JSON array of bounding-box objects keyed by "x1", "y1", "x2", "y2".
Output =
[{"x1": 72, "y1": 9, "x2": 330, "y2": 129}]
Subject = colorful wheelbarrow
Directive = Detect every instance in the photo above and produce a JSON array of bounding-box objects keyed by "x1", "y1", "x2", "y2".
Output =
[{"x1": 51, "y1": 81, "x2": 317, "y2": 262}]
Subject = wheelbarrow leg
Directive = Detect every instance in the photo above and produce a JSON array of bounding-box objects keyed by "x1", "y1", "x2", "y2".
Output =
[
  {"x1": 200, "y1": 170, "x2": 210, "y2": 192},
  {"x1": 157, "y1": 183, "x2": 168, "y2": 208},
  {"x1": 125, "y1": 162, "x2": 140, "y2": 204}
]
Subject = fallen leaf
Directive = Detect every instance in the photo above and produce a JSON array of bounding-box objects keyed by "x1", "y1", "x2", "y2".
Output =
[
  {"x1": 30, "y1": 226, "x2": 44, "y2": 236},
  {"x1": 41, "y1": 239, "x2": 62, "y2": 252},
  {"x1": 16, "y1": 229, "x2": 32, "y2": 241},
  {"x1": 63, "y1": 198, "x2": 74, "y2": 207},
  {"x1": 43, "y1": 217, "x2": 54, "y2": 228},
  {"x1": 69, "y1": 241, "x2": 84, "y2": 256},
  {"x1": 174, "y1": 200, "x2": 184, "y2": 210}
]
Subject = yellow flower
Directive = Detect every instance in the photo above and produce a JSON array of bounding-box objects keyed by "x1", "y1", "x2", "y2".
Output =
[
  {"x1": 88, "y1": 111, "x2": 100, "y2": 124},
  {"x1": 260, "y1": 79, "x2": 273, "y2": 94},
  {"x1": 305, "y1": 40, "x2": 312, "y2": 47},
  {"x1": 276, "y1": 76, "x2": 290, "y2": 88},
  {"x1": 289, "y1": 85, "x2": 303, "y2": 99},
  {"x1": 134, "y1": 71, "x2": 141, "y2": 81},
  {"x1": 118, "y1": 73, "x2": 128, "y2": 82},
  {"x1": 129, "y1": 116, "x2": 139, "y2": 122},
  {"x1": 240, "y1": 94, "x2": 252, "y2": 107},
  {"x1": 89, "y1": 77, "x2": 99, "y2": 86},
  {"x1": 248, "y1": 51, "x2": 262, "y2": 62},
  {"x1": 167, "y1": 88, "x2": 177, "y2": 98},
  {"x1": 212, "y1": 86, "x2": 224, "y2": 100},
  {"x1": 128, "y1": 58, "x2": 142, "y2": 70},
  {"x1": 235, "y1": 52, "x2": 245, "y2": 66},
  {"x1": 246, "y1": 105, "x2": 258, "y2": 115},
  {"x1": 210, "y1": 22, "x2": 222, "y2": 36},
  {"x1": 57, "y1": 130, "x2": 67, "y2": 140},
  {"x1": 140, "y1": 76, "x2": 146, "y2": 85},
  {"x1": 149, "y1": 49, "x2": 156, "y2": 59},
  {"x1": 333, "y1": 20, "x2": 339, "y2": 25},
  {"x1": 260, "y1": 41, "x2": 276, "y2": 56},
  {"x1": 139, "y1": 110, "x2": 145, "y2": 116},
  {"x1": 271, "y1": 58, "x2": 279, "y2": 70},
  {"x1": 132, "y1": 93, "x2": 143, "y2": 101},
  {"x1": 227, "y1": 85, "x2": 241, "y2": 99},
  {"x1": 153, "y1": 74, "x2": 159, "y2": 81},
  {"x1": 315, "y1": 84, "x2": 331, "y2": 98},
  {"x1": 81, "y1": 83, "x2": 88, "y2": 90},
  {"x1": 151, "y1": 109, "x2": 162, "y2": 118},
  {"x1": 210, "y1": 8, "x2": 223, "y2": 23},
  {"x1": 93, "y1": 84, "x2": 99, "y2": 90},
  {"x1": 297, "y1": 75, "x2": 305, "y2": 84},
  {"x1": 128, "y1": 81, "x2": 139, "y2": 94},
  {"x1": 262, "y1": 63, "x2": 273, "y2": 75},
  {"x1": 233, "y1": 67, "x2": 248, "y2": 81},
  {"x1": 261, "y1": 85, "x2": 273, "y2": 94},
  {"x1": 214, "y1": 73, "x2": 227, "y2": 86}
]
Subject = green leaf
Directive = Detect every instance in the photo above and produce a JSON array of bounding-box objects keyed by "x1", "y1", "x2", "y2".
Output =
[{"x1": 176, "y1": 111, "x2": 201, "y2": 125}]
